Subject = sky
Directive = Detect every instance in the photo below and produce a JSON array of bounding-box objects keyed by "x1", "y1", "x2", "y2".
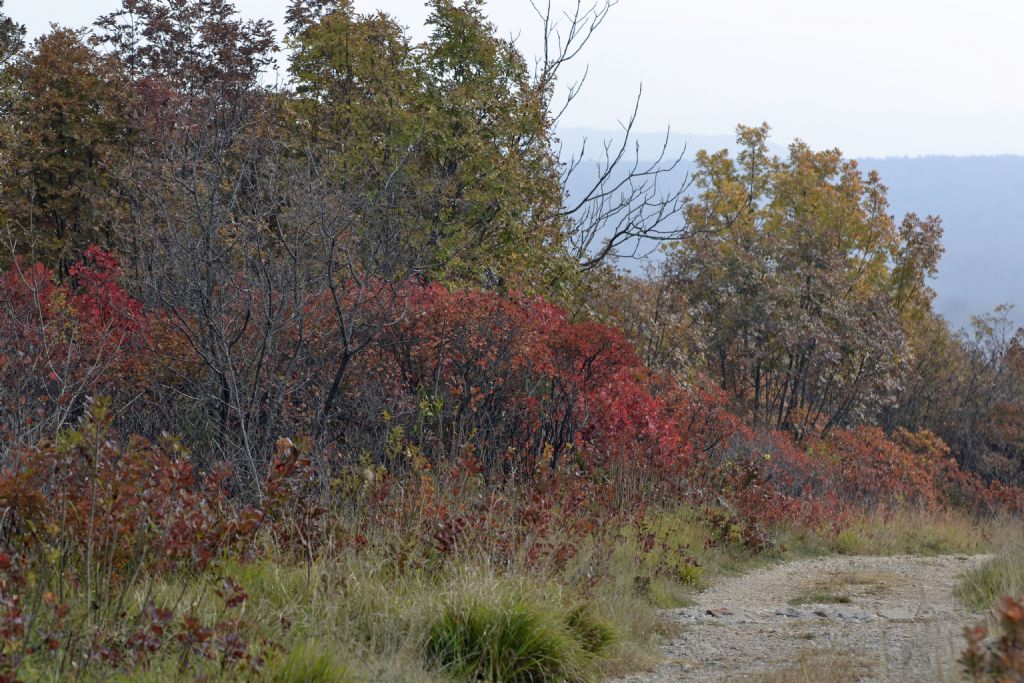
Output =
[{"x1": 8, "y1": 0, "x2": 1024, "y2": 157}]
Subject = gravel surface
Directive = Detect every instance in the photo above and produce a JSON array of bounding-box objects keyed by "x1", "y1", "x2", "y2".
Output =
[{"x1": 614, "y1": 554, "x2": 989, "y2": 682}]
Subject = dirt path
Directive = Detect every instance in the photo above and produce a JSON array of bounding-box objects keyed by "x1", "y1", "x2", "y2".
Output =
[{"x1": 615, "y1": 554, "x2": 989, "y2": 682}]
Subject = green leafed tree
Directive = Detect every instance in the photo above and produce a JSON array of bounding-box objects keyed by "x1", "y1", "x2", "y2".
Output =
[
  {"x1": 284, "y1": 0, "x2": 572, "y2": 290},
  {"x1": 667, "y1": 124, "x2": 943, "y2": 435},
  {"x1": 1, "y1": 28, "x2": 131, "y2": 272}
]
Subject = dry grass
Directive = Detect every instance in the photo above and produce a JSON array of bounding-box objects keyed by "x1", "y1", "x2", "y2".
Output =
[
  {"x1": 830, "y1": 508, "x2": 1001, "y2": 556},
  {"x1": 787, "y1": 569, "x2": 907, "y2": 606},
  {"x1": 31, "y1": 555, "x2": 661, "y2": 682},
  {"x1": 27, "y1": 506, "x2": 1015, "y2": 681},
  {"x1": 742, "y1": 649, "x2": 875, "y2": 682}
]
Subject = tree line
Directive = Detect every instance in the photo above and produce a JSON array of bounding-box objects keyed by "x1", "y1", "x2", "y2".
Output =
[{"x1": 0, "y1": 0, "x2": 1021, "y2": 489}]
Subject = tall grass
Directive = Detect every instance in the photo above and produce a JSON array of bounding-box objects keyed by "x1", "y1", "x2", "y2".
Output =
[
  {"x1": 76, "y1": 555, "x2": 653, "y2": 682},
  {"x1": 956, "y1": 528, "x2": 1024, "y2": 613},
  {"x1": 829, "y1": 508, "x2": 1000, "y2": 556}
]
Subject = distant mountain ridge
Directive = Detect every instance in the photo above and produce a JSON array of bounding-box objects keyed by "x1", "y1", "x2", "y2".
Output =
[
  {"x1": 558, "y1": 128, "x2": 1024, "y2": 330},
  {"x1": 857, "y1": 155, "x2": 1024, "y2": 329},
  {"x1": 556, "y1": 127, "x2": 787, "y2": 161}
]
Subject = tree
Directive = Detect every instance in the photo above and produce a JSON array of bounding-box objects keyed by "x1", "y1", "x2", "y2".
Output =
[
  {"x1": 285, "y1": 0, "x2": 570, "y2": 290},
  {"x1": 573, "y1": 263, "x2": 697, "y2": 375},
  {"x1": 666, "y1": 124, "x2": 943, "y2": 435},
  {"x1": 95, "y1": 0, "x2": 275, "y2": 95},
  {"x1": 1, "y1": 29, "x2": 130, "y2": 272},
  {"x1": 285, "y1": 0, "x2": 700, "y2": 287},
  {"x1": 887, "y1": 305, "x2": 1024, "y2": 482},
  {"x1": 0, "y1": 0, "x2": 23, "y2": 67}
]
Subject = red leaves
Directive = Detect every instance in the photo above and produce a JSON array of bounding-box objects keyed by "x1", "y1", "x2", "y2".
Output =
[
  {"x1": 360, "y1": 283, "x2": 729, "y2": 480},
  {"x1": 216, "y1": 577, "x2": 249, "y2": 610},
  {"x1": 67, "y1": 246, "x2": 143, "y2": 330},
  {"x1": 698, "y1": 423, "x2": 1024, "y2": 539},
  {"x1": 963, "y1": 595, "x2": 1024, "y2": 681},
  {"x1": 0, "y1": 553, "x2": 28, "y2": 680},
  {"x1": 432, "y1": 513, "x2": 468, "y2": 555},
  {"x1": 0, "y1": 248, "x2": 154, "y2": 449},
  {"x1": 0, "y1": 400, "x2": 257, "y2": 584}
]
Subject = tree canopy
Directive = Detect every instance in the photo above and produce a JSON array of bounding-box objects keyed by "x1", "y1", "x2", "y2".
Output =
[{"x1": 666, "y1": 124, "x2": 943, "y2": 434}]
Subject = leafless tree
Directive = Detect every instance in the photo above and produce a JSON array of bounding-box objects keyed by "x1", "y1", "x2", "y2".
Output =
[
  {"x1": 527, "y1": 0, "x2": 693, "y2": 270},
  {"x1": 120, "y1": 84, "x2": 418, "y2": 496}
]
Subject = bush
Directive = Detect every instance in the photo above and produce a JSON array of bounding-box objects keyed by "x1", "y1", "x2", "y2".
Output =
[
  {"x1": 962, "y1": 595, "x2": 1024, "y2": 681},
  {"x1": 0, "y1": 248, "x2": 151, "y2": 455}
]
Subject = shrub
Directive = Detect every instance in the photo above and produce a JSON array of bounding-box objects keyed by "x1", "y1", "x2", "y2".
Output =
[
  {"x1": 962, "y1": 595, "x2": 1024, "y2": 681},
  {"x1": 0, "y1": 399, "x2": 257, "y2": 580},
  {"x1": 0, "y1": 247, "x2": 150, "y2": 455}
]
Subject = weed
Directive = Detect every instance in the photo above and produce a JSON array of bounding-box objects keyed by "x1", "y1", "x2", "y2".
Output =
[
  {"x1": 957, "y1": 540, "x2": 1024, "y2": 613},
  {"x1": 266, "y1": 641, "x2": 352, "y2": 683},
  {"x1": 962, "y1": 595, "x2": 1024, "y2": 681}
]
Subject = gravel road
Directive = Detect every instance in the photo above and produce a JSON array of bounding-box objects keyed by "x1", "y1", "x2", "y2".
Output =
[{"x1": 614, "y1": 554, "x2": 989, "y2": 682}]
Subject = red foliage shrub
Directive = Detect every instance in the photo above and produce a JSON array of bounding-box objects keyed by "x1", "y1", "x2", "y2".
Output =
[
  {"x1": 0, "y1": 248, "x2": 150, "y2": 452},
  {"x1": 708, "y1": 423, "x2": 1024, "y2": 532},
  {"x1": 0, "y1": 399, "x2": 258, "y2": 579},
  {"x1": 0, "y1": 247, "x2": 1021, "y2": 576},
  {"x1": 342, "y1": 284, "x2": 741, "y2": 487},
  {"x1": 963, "y1": 595, "x2": 1024, "y2": 682},
  {"x1": 0, "y1": 402, "x2": 284, "y2": 677}
]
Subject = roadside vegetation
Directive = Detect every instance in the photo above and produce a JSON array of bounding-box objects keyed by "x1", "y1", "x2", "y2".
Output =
[
  {"x1": 958, "y1": 540, "x2": 1024, "y2": 614},
  {"x1": 0, "y1": 0, "x2": 1021, "y2": 680}
]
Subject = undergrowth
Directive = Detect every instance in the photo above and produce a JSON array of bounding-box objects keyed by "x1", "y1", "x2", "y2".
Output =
[
  {"x1": 0, "y1": 394, "x2": 1014, "y2": 681},
  {"x1": 830, "y1": 508, "x2": 1000, "y2": 556},
  {"x1": 956, "y1": 528, "x2": 1024, "y2": 613}
]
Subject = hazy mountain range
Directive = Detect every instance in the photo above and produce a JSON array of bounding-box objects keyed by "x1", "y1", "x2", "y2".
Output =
[{"x1": 558, "y1": 128, "x2": 1024, "y2": 330}]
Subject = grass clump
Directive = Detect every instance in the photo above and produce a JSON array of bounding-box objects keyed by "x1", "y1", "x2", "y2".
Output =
[
  {"x1": 743, "y1": 648, "x2": 874, "y2": 682},
  {"x1": 956, "y1": 539, "x2": 1024, "y2": 612},
  {"x1": 787, "y1": 591, "x2": 851, "y2": 606},
  {"x1": 426, "y1": 590, "x2": 615, "y2": 682},
  {"x1": 565, "y1": 604, "x2": 617, "y2": 655},
  {"x1": 787, "y1": 569, "x2": 904, "y2": 606},
  {"x1": 267, "y1": 641, "x2": 353, "y2": 683}
]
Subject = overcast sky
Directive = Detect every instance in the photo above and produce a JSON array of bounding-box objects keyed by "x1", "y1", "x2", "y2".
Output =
[{"x1": 8, "y1": 0, "x2": 1024, "y2": 157}]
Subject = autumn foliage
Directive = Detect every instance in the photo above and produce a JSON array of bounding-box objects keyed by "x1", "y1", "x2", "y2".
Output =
[
  {"x1": 0, "y1": 250, "x2": 1018, "y2": 543},
  {"x1": 0, "y1": 247, "x2": 1018, "y2": 676},
  {"x1": 0, "y1": 0, "x2": 1023, "y2": 678},
  {"x1": 963, "y1": 596, "x2": 1024, "y2": 682},
  {"x1": 0, "y1": 247, "x2": 149, "y2": 452}
]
